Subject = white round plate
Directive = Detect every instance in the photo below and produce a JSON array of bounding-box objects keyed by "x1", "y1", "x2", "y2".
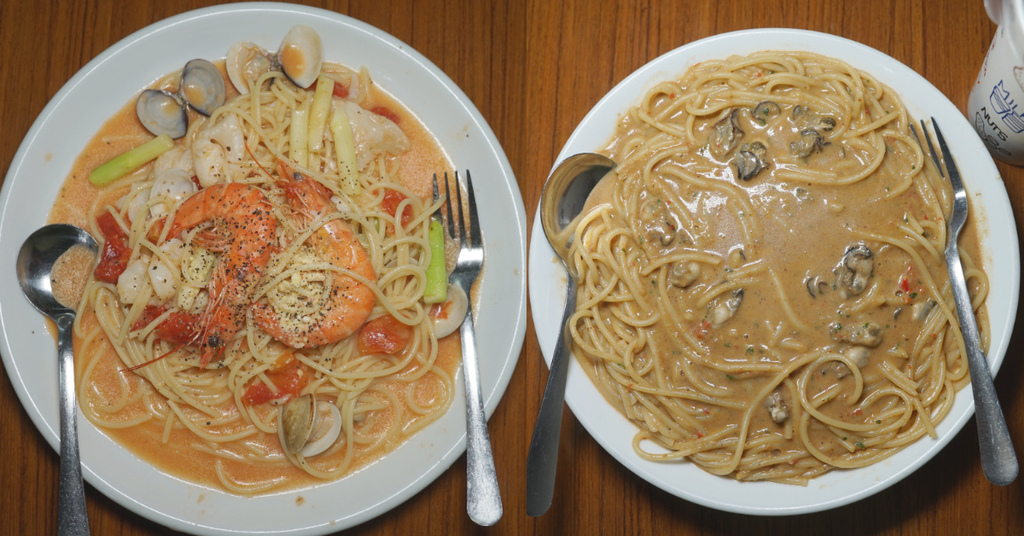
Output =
[
  {"x1": 528, "y1": 28, "x2": 1019, "y2": 515},
  {"x1": 0, "y1": 3, "x2": 526, "y2": 534}
]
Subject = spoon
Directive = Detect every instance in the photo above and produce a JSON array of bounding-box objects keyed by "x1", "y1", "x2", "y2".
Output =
[
  {"x1": 527, "y1": 152, "x2": 616, "y2": 517},
  {"x1": 17, "y1": 224, "x2": 98, "y2": 536}
]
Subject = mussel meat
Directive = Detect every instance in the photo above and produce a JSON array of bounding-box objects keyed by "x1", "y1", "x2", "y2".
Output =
[
  {"x1": 710, "y1": 288, "x2": 744, "y2": 327},
  {"x1": 709, "y1": 109, "x2": 744, "y2": 159},
  {"x1": 751, "y1": 101, "x2": 782, "y2": 124},
  {"x1": 836, "y1": 244, "x2": 874, "y2": 296},
  {"x1": 733, "y1": 141, "x2": 768, "y2": 180}
]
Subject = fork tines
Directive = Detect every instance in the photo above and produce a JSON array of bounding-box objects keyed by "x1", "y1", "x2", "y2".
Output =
[{"x1": 432, "y1": 171, "x2": 481, "y2": 248}]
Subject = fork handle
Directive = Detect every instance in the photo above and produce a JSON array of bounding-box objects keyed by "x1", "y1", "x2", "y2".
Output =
[
  {"x1": 460, "y1": 306, "x2": 503, "y2": 525},
  {"x1": 946, "y1": 244, "x2": 1019, "y2": 485}
]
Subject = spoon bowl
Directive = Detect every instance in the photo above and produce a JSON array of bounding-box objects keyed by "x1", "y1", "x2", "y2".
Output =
[
  {"x1": 538, "y1": 152, "x2": 618, "y2": 264},
  {"x1": 17, "y1": 223, "x2": 98, "y2": 536},
  {"x1": 527, "y1": 152, "x2": 615, "y2": 517}
]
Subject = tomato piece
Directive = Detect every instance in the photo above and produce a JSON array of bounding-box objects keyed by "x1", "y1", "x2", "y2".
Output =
[
  {"x1": 242, "y1": 355, "x2": 309, "y2": 405},
  {"x1": 380, "y1": 188, "x2": 412, "y2": 229},
  {"x1": 358, "y1": 315, "x2": 412, "y2": 355},
  {"x1": 94, "y1": 211, "x2": 131, "y2": 283},
  {"x1": 311, "y1": 76, "x2": 350, "y2": 99},
  {"x1": 693, "y1": 320, "x2": 711, "y2": 341},
  {"x1": 132, "y1": 305, "x2": 200, "y2": 345},
  {"x1": 370, "y1": 105, "x2": 400, "y2": 124}
]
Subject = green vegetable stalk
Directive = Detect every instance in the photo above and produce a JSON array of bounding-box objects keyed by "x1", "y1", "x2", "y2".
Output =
[
  {"x1": 88, "y1": 134, "x2": 174, "y2": 186},
  {"x1": 423, "y1": 220, "x2": 447, "y2": 304}
]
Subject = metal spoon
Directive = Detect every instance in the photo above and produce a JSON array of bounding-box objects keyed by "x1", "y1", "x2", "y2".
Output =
[
  {"x1": 527, "y1": 152, "x2": 615, "y2": 517},
  {"x1": 17, "y1": 224, "x2": 97, "y2": 536}
]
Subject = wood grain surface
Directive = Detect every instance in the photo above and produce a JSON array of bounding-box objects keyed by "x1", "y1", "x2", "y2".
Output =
[{"x1": 2, "y1": 1, "x2": 1022, "y2": 534}]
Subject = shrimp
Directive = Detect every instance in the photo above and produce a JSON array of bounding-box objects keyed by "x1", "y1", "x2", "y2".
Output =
[
  {"x1": 166, "y1": 182, "x2": 278, "y2": 366},
  {"x1": 252, "y1": 161, "x2": 376, "y2": 348}
]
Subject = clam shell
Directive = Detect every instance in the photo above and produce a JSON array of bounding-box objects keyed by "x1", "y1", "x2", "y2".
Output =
[
  {"x1": 136, "y1": 89, "x2": 187, "y2": 139},
  {"x1": 430, "y1": 284, "x2": 468, "y2": 338},
  {"x1": 281, "y1": 394, "x2": 316, "y2": 455},
  {"x1": 180, "y1": 58, "x2": 226, "y2": 116},
  {"x1": 226, "y1": 41, "x2": 273, "y2": 95},
  {"x1": 302, "y1": 402, "x2": 342, "y2": 457},
  {"x1": 278, "y1": 25, "x2": 322, "y2": 88}
]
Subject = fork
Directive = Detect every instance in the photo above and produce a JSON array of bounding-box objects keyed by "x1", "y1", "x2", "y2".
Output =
[
  {"x1": 434, "y1": 171, "x2": 503, "y2": 525},
  {"x1": 914, "y1": 118, "x2": 1018, "y2": 486}
]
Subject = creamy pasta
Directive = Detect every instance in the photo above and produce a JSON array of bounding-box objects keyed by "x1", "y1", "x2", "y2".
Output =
[{"x1": 570, "y1": 51, "x2": 989, "y2": 484}]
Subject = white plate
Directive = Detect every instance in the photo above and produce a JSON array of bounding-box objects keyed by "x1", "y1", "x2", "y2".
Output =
[
  {"x1": 0, "y1": 3, "x2": 526, "y2": 534},
  {"x1": 528, "y1": 28, "x2": 1019, "y2": 515}
]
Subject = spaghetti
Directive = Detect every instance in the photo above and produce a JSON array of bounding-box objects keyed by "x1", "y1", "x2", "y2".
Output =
[
  {"x1": 570, "y1": 51, "x2": 989, "y2": 484},
  {"x1": 59, "y1": 44, "x2": 458, "y2": 494}
]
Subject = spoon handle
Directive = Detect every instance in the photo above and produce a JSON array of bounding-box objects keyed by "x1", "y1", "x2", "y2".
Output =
[
  {"x1": 56, "y1": 314, "x2": 90, "y2": 535},
  {"x1": 526, "y1": 275, "x2": 577, "y2": 517}
]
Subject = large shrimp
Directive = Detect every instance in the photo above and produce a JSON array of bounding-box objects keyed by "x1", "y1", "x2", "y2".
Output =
[
  {"x1": 166, "y1": 182, "x2": 278, "y2": 366},
  {"x1": 252, "y1": 161, "x2": 376, "y2": 348}
]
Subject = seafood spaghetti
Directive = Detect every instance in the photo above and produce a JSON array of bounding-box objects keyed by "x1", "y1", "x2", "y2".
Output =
[
  {"x1": 569, "y1": 51, "x2": 990, "y2": 484},
  {"x1": 50, "y1": 27, "x2": 464, "y2": 494}
]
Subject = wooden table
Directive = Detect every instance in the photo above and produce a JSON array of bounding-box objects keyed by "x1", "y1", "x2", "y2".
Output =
[{"x1": 2, "y1": 0, "x2": 1022, "y2": 534}]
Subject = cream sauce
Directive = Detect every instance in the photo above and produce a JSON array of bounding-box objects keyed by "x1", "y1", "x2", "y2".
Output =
[
  {"x1": 49, "y1": 64, "x2": 459, "y2": 492},
  {"x1": 584, "y1": 81, "x2": 989, "y2": 477}
]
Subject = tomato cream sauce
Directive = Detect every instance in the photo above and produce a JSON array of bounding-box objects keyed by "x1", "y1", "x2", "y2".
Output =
[
  {"x1": 572, "y1": 52, "x2": 992, "y2": 481},
  {"x1": 49, "y1": 66, "x2": 459, "y2": 492}
]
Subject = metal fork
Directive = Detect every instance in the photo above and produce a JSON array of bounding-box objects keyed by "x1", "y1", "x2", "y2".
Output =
[
  {"x1": 913, "y1": 118, "x2": 1018, "y2": 486},
  {"x1": 433, "y1": 171, "x2": 503, "y2": 525}
]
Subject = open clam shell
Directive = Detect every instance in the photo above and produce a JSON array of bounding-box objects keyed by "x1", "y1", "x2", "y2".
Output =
[
  {"x1": 278, "y1": 25, "x2": 322, "y2": 88},
  {"x1": 180, "y1": 58, "x2": 226, "y2": 116},
  {"x1": 280, "y1": 394, "x2": 343, "y2": 458},
  {"x1": 430, "y1": 284, "x2": 468, "y2": 338},
  {"x1": 136, "y1": 89, "x2": 188, "y2": 139},
  {"x1": 226, "y1": 41, "x2": 274, "y2": 95}
]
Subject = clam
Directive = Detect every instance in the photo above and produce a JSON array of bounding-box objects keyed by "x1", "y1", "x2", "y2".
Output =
[
  {"x1": 792, "y1": 105, "x2": 836, "y2": 132},
  {"x1": 751, "y1": 101, "x2": 782, "y2": 124},
  {"x1": 136, "y1": 89, "x2": 188, "y2": 138},
  {"x1": 709, "y1": 109, "x2": 744, "y2": 159},
  {"x1": 430, "y1": 284, "x2": 469, "y2": 338},
  {"x1": 280, "y1": 394, "x2": 343, "y2": 458},
  {"x1": 804, "y1": 274, "x2": 829, "y2": 298},
  {"x1": 640, "y1": 200, "x2": 676, "y2": 246},
  {"x1": 836, "y1": 244, "x2": 874, "y2": 296},
  {"x1": 669, "y1": 261, "x2": 701, "y2": 288},
  {"x1": 790, "y1": 128, "x2": 825, "y2": 158},
  {"x1": 765, "y1": 390, "x2": 790, "y2": 424},
  {"x1": 710, "y1": 289, "x2": 744, "y2": 327},
  {"x1": 180, "y1": 59, "x2": 226, "y2": 116},
  {"x1": 137, "y1": 58, "x2": 226, "y2": 138},
  {"x1": 844, "y1": 345, "x2": 870, "y2": 368},
  {"x1": 733, "y1": 141, "x2": 768, "y2": 180},
  {"x1": 911, "y1": 299, "x2": 938, "y2": 322},
  {"x1": 829, "y1": 320, "x2": 883, "y2": 347},
  {"x1": 278, "y1": 25, "x2": 323, "y2": 88},
  {"x1": 226, "y1": 41, "x2": 274, "y2": 95}
]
